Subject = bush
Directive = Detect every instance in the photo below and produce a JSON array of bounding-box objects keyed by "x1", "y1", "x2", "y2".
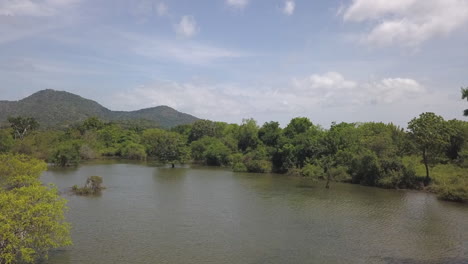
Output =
[
  {"x1": 204, "y1": 142, "x2": 231, "y2": 166},
  {"x1": 430, "y1": 164, "x2": 468, "y2": 202},
  {"x1": 0, "y1": 129, "x2": 14, "y2": 153},
  {"x1": 301, "y1": 164, "x2": 324, "y2": 181},
  {"x1": 51, "y1": 141, "x2": 81, "y2": 167},
  {"x1": 120, "y1": 143, "x2": 147, "y2": 160},
  {"x1": 79, "y1": 144, "x2": 98, "y2": 160},
  {"x1": 72, "y1": 176, "x2": 105, "y2": 195},
  {"x1": 328, "y1": 166, "x2": 351, "y2": 182},
  {"x1": 232, "y1": 162, "x2": 248, "y2": 172},
  {"x1": 244, "y1": 159, "x2": 271, "y2": 173}
]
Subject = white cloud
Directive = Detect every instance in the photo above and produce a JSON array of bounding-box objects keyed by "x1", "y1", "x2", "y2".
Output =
[
  {"x1": 156, "y1": 2, "x2": 167, "y2": 16},
  {"x1": 283, "y1": 0, "x2": 295, "y2": 15},
  {"x1": 342, "y1": 0, "x2": 468, "y2": 46},
  {"x1": 111, "y1": 72, "x2": 427, "y2": 124},
  {"x1": 0, "y1": 0, "x2": 80, "y2": 16},
  {"x1": 120, "y1": 32, "x2": 248, "y2": 65},
  {"x1": 292, "y1": 72, "x2": 424, "y2": 106},
  {"x1": 175, "y1": 15, "x2": 199, "y2": 38},
  {"x1": 226, "y1": 0, "x2": 248, "y2": 9}
]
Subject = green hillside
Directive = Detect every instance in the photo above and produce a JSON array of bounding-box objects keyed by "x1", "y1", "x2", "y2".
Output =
[{"x1": 0, "y1": 89, "x2": 199, "y2": 128}]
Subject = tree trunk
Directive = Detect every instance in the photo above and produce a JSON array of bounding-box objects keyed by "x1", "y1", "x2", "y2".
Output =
[{"x1": 423, "y1": 149, "x2": 430, "y2": 186}]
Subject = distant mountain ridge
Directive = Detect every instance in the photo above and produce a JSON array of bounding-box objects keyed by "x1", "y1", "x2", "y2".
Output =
[{"x1": 0, "y1": 89, "x2": 199, "y2": 128}]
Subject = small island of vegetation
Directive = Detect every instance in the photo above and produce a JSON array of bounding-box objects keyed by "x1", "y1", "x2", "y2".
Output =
[{"x1": 71, "y1": 176, "x2": 105, "y2": 195}]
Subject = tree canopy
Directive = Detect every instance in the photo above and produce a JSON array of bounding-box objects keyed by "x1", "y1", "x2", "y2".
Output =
[{"x1": 0, "y1": 154, "x2": 71, "y2": 264}]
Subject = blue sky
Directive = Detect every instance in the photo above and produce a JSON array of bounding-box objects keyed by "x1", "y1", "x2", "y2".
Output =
[{"x1": 1, "y1": 0, "x2": 468, "y2": 127}]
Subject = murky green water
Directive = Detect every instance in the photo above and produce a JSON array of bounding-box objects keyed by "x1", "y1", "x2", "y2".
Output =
[{"x1": 41, "y1": 161, "x2": 468, "y2": 264}]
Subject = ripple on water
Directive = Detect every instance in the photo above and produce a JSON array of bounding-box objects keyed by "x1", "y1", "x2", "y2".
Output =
[{"x1": 42, "y1": 163, "x2": 468, "y2": 264}]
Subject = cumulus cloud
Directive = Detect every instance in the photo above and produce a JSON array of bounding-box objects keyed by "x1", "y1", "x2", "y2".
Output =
[
  {"x1": 111, "y1": 72, "x2": 426, "y2": 123},
  {"x1": 292, "y1": 72, "x2": 424, "y2": 106},
  {"x1": 175, "y1": 15, "x2": 199, "y2": 38},
  {"x1": 342, "y1": 0, "x2": 468, "y2": 46},
  {"x1": 283, "y1": 0, "x2": 295, "y2": 15},
  {"x1": 0, "y1": 0, "x2": 80, "y2": 16},
  {"x1": 226, "y1": 0, "x2": 248, "y2": 9}
]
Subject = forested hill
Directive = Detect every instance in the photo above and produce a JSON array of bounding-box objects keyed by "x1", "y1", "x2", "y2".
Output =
[{"x1": 0, "y1": 89, "x2": 199, "y2": 128}]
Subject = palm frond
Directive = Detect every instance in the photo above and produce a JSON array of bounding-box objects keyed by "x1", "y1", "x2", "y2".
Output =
[{"x1": 462, "y1": 87, "x2": 468, "y2": 100}]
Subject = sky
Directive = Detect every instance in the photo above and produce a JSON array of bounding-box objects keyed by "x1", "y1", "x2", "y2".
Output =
[{"x1": 1, "y1": 0, "x2": 468, "y2": 127}]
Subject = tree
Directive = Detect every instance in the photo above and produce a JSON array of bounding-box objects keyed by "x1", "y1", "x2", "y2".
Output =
[
  {"x1": 188, "y1": 120, "x2": 219, "y2": 143},
  {"x1": 237, "y1": 119, "x2": 259, "y2": 152},
  {"x1": 462, "y1": 87, "x2": 468, "y2": 116},
  {"x1": 80, "y1": 117, "x2": 105, "y2": 133},
  {"x1": 142, "y1": 129, "x2": 189, "y2": 167},
  {"x1": 203, "y1": 141, "x2": 231, "y2": 166},
  {"x1": 0, "y1": 154, "x2": 71, "y2": 264},
  {"x1": 7, "y1": 117, "x2": 39, "y2": 140},
  {"x1": 283, "y1": 117, "x2": 313, "y2": 139},
  {"x1": 258, "y1": 121, "x2": 282, "y2": 147},
  {"x1": 407, "y1": 113, "x2": 450, "y2": 185},
  {"x1": 52, "y1": 141, "x2": 81, "y2": 167}
]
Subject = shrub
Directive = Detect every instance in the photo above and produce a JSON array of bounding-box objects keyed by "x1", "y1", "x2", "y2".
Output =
[
  {"x1": 232, "y1": 162, "x2": 248, "y2": 172},
  {"x1": 120, "y1": 143, "x2": 147, "y2": 160},
  {"x1": 72, "y1": 176, "x2": 105, "y2": 195},
  {"x1": 301, "y1": 164, "x2": 324, "y2": 178},
  {"x1": 52, "y1": 141, "x2": 81, "y2": 167}
]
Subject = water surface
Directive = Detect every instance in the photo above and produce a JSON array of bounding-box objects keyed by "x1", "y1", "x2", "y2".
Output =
[{"x1": 41, "y1": 161, "x2": 468, "y2": 264}]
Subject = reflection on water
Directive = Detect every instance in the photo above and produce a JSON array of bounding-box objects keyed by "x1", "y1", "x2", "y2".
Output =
[{"x1": 42, "y1": 162, "x2": 468, "y2": 264}]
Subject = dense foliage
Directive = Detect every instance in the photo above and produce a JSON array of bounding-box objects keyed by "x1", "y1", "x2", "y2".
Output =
[
  {"x1": 0, "y1": 154, "x2": 71, "y2": 264},
  {"x1": 1, "y1": 113, "x2": 467, "y2": 202}
]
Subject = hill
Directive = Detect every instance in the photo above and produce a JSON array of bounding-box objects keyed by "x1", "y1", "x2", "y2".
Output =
[{"x1": 0, "y1": 89, "x2": 199, "y2": 128}]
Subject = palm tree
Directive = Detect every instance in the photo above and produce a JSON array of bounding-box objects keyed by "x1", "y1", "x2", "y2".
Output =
[{"x1": 462, "y1": 87, "x2": 468, "y2": 116}]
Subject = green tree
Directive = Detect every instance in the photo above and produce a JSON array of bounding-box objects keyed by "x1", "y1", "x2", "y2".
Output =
[
  {"x1": 462, "y1": 87, "x2": 468, "y2": 116},
  {"x1": 237, "y1": 118, "x2": 259, "y2": 152},
  {"x1": 0, "y1": 154, "x2": 71, "y2": 264},
  {"x1": 188, "y1": 120, "x2": 219, "y2": 143},
  {"x1": 258, "y1": 121, "x2": 282, "y2": 147},
  {"x1": 408, "y1": 112, "x2": 450, "y2": 185},
  {"x1": 52, "y1": 141, "x2": 81, "y2": 167},
  {"x1": 283, "y1": 117, "x2": 313, "y2": 139},
  {"x1": 445, "y1": 120, "x2": 468, "y2": 161},
  {"x1": 7, "y1": 117, "x2": 39, "y2": 140},
  {"x1": 142, "y1": 129, "x2": 189, "y2": 167},
  {"x1": 79, "y1": 117, "x2": 105, "y2": 134},
  {"x1": 204, "y1": 141, "x2": 231, "y2": 166}
]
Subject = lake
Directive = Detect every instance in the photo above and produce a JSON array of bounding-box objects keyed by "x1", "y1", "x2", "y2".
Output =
[{"x1": 41, "y1": 161, "x2": 468, "y2": 264}]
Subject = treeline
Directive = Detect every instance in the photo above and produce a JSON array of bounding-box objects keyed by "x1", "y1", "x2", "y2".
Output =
[{"x1": 0, "y1": 113, "x2": 467, "y2": 202}]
